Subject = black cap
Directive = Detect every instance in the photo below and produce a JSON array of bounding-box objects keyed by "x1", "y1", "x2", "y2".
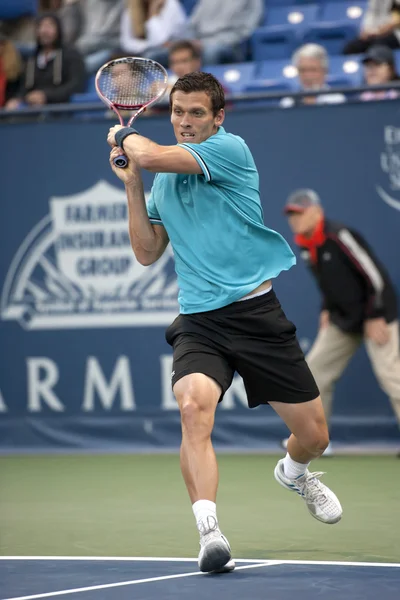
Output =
[
  {"x1": 284, "y1": 189, "x2": 321, "y2": 214},
  {"x1": 362, "y1": 45, "x2": 394, "y2": 66}
]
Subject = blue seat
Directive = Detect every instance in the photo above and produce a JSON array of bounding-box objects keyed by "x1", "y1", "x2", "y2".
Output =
[
  {"x1": 329, "y1": 54, "x2": 363, "y2": 86},
  {"x1": 256, "y1": 4, "x2": 320, "y2": 61},
  {"x1": 71, "y1": 75, "x2": 100, "y2": 104},
  {"x1": 243, "y1": 81, "x2": 293, "y2": 94},
  {"x1": 251, "y1": 27, "x2": 298, "y2": 60},
  {"x1": 205, "y1": 63, "x2": 257, "y2": 94},
  {"x1": 263, "y1": 4, "x2": 320, "y2": 26},
  {"x1": 255, "y1": 58, "x2": 296, "y2": 79},
  {"x1": 394, "y1": 49, "x2": 400, "y2": 75},
  {"x1": 267, "y1": 0, "x2": 318, "y2": 5},
  {"x1": 301, "y1": 22, "x2": 358, "y2": 55},
  {"x1": 180, "y1": 0, "x2": 198, "y2": 15},
  {"x1": 253, "y1": 55, "x2": 362, "y2": 92},
  {"x1": 320, "y1": 1, "x2": 367, "y2": 24},
  {"x1": 0, "y1": 0, "x2": 37, "y2": 20}
]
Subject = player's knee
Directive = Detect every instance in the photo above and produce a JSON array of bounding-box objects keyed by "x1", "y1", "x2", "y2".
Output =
[
  {"x1": 179, "y1": 397, "x2": 213, "y2": 439},
  {"x1": 305, "y1": 426, "x2": 330, "y2": 455}
]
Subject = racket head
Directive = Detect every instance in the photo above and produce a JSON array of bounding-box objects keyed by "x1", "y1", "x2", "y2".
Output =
[{"x1": 95, "y1": 56, "x2": 168, "y2": 113}]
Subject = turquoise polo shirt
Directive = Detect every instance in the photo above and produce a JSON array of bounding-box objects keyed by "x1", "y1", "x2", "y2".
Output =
[{"x1": 147, "y1": 126, "x2": 295, "y2": 314}]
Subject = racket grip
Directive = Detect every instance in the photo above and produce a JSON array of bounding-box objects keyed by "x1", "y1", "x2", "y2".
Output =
[{"x1": 113, "y1": 154, "x2": 128, "y2": 168}]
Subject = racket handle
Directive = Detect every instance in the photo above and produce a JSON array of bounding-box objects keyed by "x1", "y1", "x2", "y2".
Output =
[{"x1": 113, "y1": 154, "x2": 128, "y2": 169}]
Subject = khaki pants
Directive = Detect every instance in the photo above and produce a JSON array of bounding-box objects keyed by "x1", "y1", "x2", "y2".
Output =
[{"x1": 306, "y1": 321, "x2": 400, "y2": 426}]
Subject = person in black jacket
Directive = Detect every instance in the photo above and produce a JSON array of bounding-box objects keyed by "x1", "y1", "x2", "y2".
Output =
[
  {"x1": 5, "y1": 13, "x2": 85, "y2": 109},
  {"x1": 284, "y1": 189, "x2": 400, "y2": 453}
]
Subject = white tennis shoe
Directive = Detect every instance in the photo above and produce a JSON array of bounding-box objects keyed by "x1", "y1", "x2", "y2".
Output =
[
  {"x1": 274, "y1": 459, "x2": 343, "y2": 524},
  {"x1": 197, "y1": 516, "x2": 233, "y2": 573}
]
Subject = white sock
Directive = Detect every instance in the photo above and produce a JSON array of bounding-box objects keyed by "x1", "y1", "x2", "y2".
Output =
[
  {"x1": 283, "y1": 452, "x2": 309, "y2": 479},
  {"x1": 192, "y1": 500, "x2": 218, "y2": 535}
]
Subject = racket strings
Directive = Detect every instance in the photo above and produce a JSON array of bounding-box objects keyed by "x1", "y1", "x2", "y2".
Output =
[{"x1": 97, "y1": 58, "x2": 167, "y2": 107}]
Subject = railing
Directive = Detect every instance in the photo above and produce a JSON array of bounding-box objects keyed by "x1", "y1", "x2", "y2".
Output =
[{"x1": 1, "y1": 81, "x2": 399, "y2": 121}]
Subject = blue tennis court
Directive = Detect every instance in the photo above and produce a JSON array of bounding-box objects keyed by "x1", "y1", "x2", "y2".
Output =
[{"x1": 1, "y1": 557, "x2": 399, "y2": 600}]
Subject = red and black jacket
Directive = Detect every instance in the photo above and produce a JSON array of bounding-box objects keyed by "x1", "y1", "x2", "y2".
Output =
[{"x1": 295, "y1": 218, "x2": 398, "y2": 333}]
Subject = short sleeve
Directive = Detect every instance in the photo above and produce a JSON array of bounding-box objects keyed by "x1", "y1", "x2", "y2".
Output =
[
  {"x1": 178, "y1": 131, "x2": 247, "y2": 184},
  {"x1": 146, "y1": 176, "x2": 163, "y2": 226}
]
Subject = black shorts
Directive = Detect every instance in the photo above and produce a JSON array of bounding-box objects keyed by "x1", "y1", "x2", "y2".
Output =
[{"x1": 165, "y1": 289, "x2": 319, "y2": 408}]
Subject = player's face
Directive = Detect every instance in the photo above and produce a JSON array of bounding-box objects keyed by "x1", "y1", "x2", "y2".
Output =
[
  {"x1": 297, "y1": 57, "x2": 326, "y2": 90},
  {"x1": 287, "y1": 207, "x2": 320, "y2": 236},
  {"x1": 171, "y1": 91, "x2": 224, "y2": 144}
]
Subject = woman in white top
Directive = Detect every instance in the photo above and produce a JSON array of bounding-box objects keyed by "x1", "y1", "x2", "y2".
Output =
[{"x1": 120, "y1": 0, "x2": 187, "y2": 58}]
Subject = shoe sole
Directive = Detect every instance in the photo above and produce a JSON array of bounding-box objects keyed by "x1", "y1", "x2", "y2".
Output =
[
  {"x1": 212, "y1": 559, "x2": 235, "y2": 573},
  {"x1": 199, "y1": 541, "x2": 232, "y2": 573}
]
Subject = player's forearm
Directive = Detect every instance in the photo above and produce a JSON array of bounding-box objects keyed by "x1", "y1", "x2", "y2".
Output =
[
  {"x1": 125, "y1": 174, "x2": 163, "y2": 263},
  {"x1": 123, "y1": 135, "x2": 162, "y2": 171}
]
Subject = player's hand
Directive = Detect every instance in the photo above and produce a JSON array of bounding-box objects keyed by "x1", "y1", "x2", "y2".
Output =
[
  {"x1": 319, "y1": 310, "x2": 330, "y2": 329},
  {"x1": 364, "y1": 318, "x2": 389, "y2": 346},
  {"x1": 25, "y1": 90, "x2": 46, "y2": 105},
  {"x1": 107, "y1": 125, "x2": 124, "y2": 147},
  {"x1": 109, "y1": 147, "x2": 138, "y2": 184}
]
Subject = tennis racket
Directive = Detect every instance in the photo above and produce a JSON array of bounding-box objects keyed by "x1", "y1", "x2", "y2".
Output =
[{"x1": 95, "y1": 57, "x2": 168, "y2": 168}]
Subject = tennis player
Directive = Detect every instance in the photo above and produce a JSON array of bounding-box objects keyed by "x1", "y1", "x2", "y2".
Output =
[{"x1": 106, "y1": 72, "x2": 343, "y2": 574}]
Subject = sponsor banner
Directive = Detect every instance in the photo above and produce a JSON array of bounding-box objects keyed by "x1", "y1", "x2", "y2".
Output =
[{"x1": 0, "y1": 101, "x2": 399, "y2": 449}]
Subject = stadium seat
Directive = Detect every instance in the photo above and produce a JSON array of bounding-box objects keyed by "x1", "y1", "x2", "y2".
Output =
[
  {"x1": 205, "y1": 63, "x2": 257, "y2": 94},
  {"x1": 0, "y1": 0, "x2": 37, "y2": 20},
  {"x1": 263, "y1": 3, "x2": 320, "y2": 26},
  {"x1": 394, "y1": 50, "x2": 400, "y2": 75},
  {"x1": 329, "y1": 54, "x2": 363, "y2": 86},
  {"x1": 267, "y1": 0, "x2": 319, "y2": 5},
  {"x1": 301, "y1": 22, "x2": 358, "y2": 55},
  {"x1": 320, "y1": 1, "x2": 367, "y2": 25},
  {"x1": 243, "y1": 81, "x2": 293, "y2": 94},
  {"x1": 180, "y1": 0, "x2": 198, "y2": 15},
  {"x1": 251, "y1": 27, "x2": 298, "y2": 61},
  {"x1": 256, "y1": 4, "x2": 320, "y2": 61},
  {"x1": 252, "y1": 55, "x2": 362, "y2": 91},
  {"x1": 254, "y1": 58, "x2": 299, "y2": 86},
  {"x1": 71, "y1": 75, "x2": 100, "y2": 104}
]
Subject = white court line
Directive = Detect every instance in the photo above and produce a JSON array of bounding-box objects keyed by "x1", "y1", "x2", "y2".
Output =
[
  {"x1": 278, "y1": 560, "x2": 400, "y2": 568},
  {"x1": 0, "y1": 562, "x2": 276, "y2": 600},
  {"x1": 0, "y1": 557, "x2": 399, "y2": 567},
  {"x1": 0, "y1": 557, "x2": 259, "y2": 563}
]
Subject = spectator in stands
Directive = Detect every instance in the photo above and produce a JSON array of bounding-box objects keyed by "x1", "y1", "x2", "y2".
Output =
[
  {"x1": 344, "y1": 0, "x2": 400, "y2": 55},
  {"x1": 283, "y1": 189, "x2": 400, "y2": 456},
  {"x1": 39, "y1": 1, "x2": 83, "y2": 47},
  {"x1": 5, "y1": 13, "x2": 85, "y2": 109},
  {"x1": 167, "y1": 40, "x2": 202, "y2": 89},
  {"x1": 120, "y1": 0, "x2": 187, "y2": 60},
  {"x1": 360, "y1": 45, "x2": 400, "y2": 100},
  {"x1": 0, "y1": 31, "x2": 23, "y2": 107},
  {"x1": 281, "y1": 44, "x2": 346, "y2": 108},
  {"x1": 185, "y1": 0, "x2": 263, "y2": 65},
  {"x1": 75, "y1": 0, "x2": 123, "y2": 73}
]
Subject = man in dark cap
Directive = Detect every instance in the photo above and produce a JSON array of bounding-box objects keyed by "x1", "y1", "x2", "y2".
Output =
[
  {"x1": 360, "y1": 45, "x2": 399, "y2": 101},
  {"x1": 284, "y1": 189, "x2": 400, "y2": 455}
]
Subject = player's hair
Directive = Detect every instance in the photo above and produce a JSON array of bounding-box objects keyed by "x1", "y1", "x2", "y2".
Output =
[
  {"x1": 170, "y1": 72, "x2": 225, "y2": 116},
  {"x1": 168, "y1": 40, "x2": 201, "y2": 61}
]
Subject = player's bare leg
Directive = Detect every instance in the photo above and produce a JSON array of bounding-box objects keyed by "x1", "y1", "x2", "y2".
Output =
[
  {"x1": 174, "y1": 373, "x2": 234, "y2": 572},
  {"x1": 271, "y1": 396, "x2": 343, "y2": 524}
]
